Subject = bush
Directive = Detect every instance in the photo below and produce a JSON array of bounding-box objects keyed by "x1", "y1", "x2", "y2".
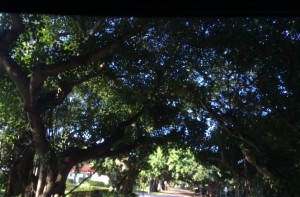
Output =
[
  {"x1": 88, "y1": 180, "x2": 106, "y2": 187},
  {"x1": 66, "y1": 179, "x2": 75, "y2": 185},
  {"x1": 69, "y1": 190, "x2": 103, "y2": 197}
]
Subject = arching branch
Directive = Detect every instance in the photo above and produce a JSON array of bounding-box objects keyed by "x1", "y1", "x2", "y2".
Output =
[
  {"x1": 37, "y1": 19, "x2": 151, "y2": 78},
  {"x1": 0, "y1": 14, "x2": 30, "y2": 107}
]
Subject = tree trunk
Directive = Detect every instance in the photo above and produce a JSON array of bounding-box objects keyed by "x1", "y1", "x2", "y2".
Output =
[
  {"x1": 5, "y1": 147, "x2": 35, "y2": 197},
  {"x1": 120, "y1": 169, "x2": 139, "y2": 196},
  {"x1": 5, "y1": 151, "x2": 73, "y2": 197},
  {"x1": 34, "y1": 154, "x2": 75, "y2": 197},
  {"x1": 35, "y1": 161, "x2": 54, "y2": 197}
]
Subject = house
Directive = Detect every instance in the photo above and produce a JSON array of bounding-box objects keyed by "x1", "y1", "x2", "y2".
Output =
[{"x1": 67, "y1": 165, "x2": 109, "y2": 185}]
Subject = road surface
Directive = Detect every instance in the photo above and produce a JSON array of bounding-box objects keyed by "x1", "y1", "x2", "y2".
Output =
[{"x1": 135, "y1": 188, "x2": 198, "y2": 197}]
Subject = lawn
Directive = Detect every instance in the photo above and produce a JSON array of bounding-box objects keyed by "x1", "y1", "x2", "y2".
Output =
[{"x1": 65, "y1": 182, "x2": 112, "y2": 196}]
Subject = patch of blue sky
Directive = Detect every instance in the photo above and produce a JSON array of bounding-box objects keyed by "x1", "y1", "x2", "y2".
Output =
[
  {"x1": 95, "y1": 138, "x2": 105, "y2": 144},
  {"x1": 261, "y1": 108, "x2": 272, "y2": 117},
  {"x1": 59, "y1": 34, "x2": 71, "y2": 41},
  {"x1": 237, "y1": 159, "x2": 244, "y2": 164},
  {"x1": 210, "y1": 145, "x2": 218, "y2": 153},
  {"x1": 204, "y1": 118, "x2": 217, "y2": 139},
  {"x1": 277, "y1": 74, "x2": 291, "y2": 95}
]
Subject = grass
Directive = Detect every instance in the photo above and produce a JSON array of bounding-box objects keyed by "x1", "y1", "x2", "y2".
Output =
[
  {"x1": 66, "y1": 182, "x2": 107, "y2": 190},
  {"x1": 0, "y1": 189, "x2": 4, "y2": 197},
  {"x1": 65, "y1": 182, "x2": 110, "y2": 196},
  {"x1": 65, "y1": 187, "x2": 118, "y2": 197},
  {"x1": 0, "y1": 187, "x2": 124, "y2": 197},
  {"x1": 0, "y1": 185, "x2": 110, "y2": 197}
]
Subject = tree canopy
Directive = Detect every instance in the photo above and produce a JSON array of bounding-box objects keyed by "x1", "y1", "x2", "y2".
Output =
[{"x1": 0, "y1": 13, "x2": 300, "y2": 196}]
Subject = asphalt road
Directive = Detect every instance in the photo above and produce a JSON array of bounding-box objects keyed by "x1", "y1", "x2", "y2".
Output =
[{"x1": 135, "y1": 188, "x2": 197, "y2": 197}]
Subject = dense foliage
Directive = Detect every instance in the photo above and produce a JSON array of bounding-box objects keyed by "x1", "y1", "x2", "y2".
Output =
[
  {"x1": 138, "y1": 147, "x2": 223, "y2": 188},
  {"x1": 0, "y1": 13, "x2": 299, "y2": 196}
]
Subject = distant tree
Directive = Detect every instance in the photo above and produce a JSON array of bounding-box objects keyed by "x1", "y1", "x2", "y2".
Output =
[
  {"x1": 140, "y1": 147, "x2": 223, "y2": 192},
  {"x1": 95, "y1": 144, "x2": 155, "y2": 196}
]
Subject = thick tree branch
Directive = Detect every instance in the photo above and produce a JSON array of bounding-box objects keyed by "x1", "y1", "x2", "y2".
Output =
[
  {"x1": 117, "y1": 100, "x2": 150, "y2": 128},
  {"x1": 85, "y1": 18, "x2": 105, "y2": 41},
  {"x1": 244, "y1": 74, "x2": 298, "y2": 132},
  {"x1": 27, "y1": 111, "x2": 50, "y2": 155},
  {"x1": 37, "y1": 63, "x2": 106, "y2": 112},
  {"x1": 0, "y1": 14, "x2": 51, "y2": 158},
  {"x1": 0, "y1": 14, "x2": 29, "y2": 106},
  {"x1": 69, "y1": 17, "x2": 105, "y2": 41},
  {"x1": 61, "y1": 67, "x2": 160, "y2": 166},
  {"x1": 29, "y1": 65, "x2": 45, "y2": 108},
  {"x1": 0, "y1": 14, "x2": 24, "y2": 50},
  {"x1": 108, "y1": 70, "x2": 161, "y2": 142},
  {"x1": 241, "y1": 146, "x2": 273, "y2": 179},
  {"x1": 61, "y1": 136, "x2": 144, "y2": 167},
  {"x1": 183, "y1": 83, "x2": 262, "y2": 153},
  {"x1": 207, "y1": 155, "x2": 240, "y2": 178},
  {"x1": 65, "y1": 63, "x2": 106, "y2": 87},
  {"x1": 32, "y1": 19, "x2": 151, "y2": 112},
  {"x1": 0, "y1": 55, "x2": 30, "y2": 104},
  {"x1": 70, "y1": 16, "x2": 86, "y2": 39},
  {"x1": 37, "y1": 84, "x2": 73, "y2": 113},
  {"x1": 10, "y1": 14, "x2": 24, "y2": 36},
  {"x1": 38, "y1": 55, "x2": 92, "y2": 77},
  {"x1": 102, "y1": 140, "x2": 144, "y2": 158},
  {"x1": 183, "y1": 83, "x2": 276, "y2": 180},
  {"x1": 38, "y1": 21, "x2": 150, "y2": 78}
]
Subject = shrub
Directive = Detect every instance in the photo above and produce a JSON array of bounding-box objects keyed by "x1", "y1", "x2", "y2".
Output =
[{"x1": 88, "y1": 180, "x2": 106, "y2": 187}]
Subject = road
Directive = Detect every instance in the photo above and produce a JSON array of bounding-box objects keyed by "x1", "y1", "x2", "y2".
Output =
[{"x1": 134, "y1": 188, "x2": 198, "y2": 197}]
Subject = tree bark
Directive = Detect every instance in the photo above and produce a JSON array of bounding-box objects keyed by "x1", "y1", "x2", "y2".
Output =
[
  {"x1": 5, "y1": 147, "x2": 35, "y2": 197},
  {"x1": 119, "y1": 167, "x2": 140, "y2": 195}
]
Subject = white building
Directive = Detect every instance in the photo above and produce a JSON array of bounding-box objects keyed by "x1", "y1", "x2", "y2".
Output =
[{"x1": 67, "y1": 165, "x2": 109, "y2": 185}]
